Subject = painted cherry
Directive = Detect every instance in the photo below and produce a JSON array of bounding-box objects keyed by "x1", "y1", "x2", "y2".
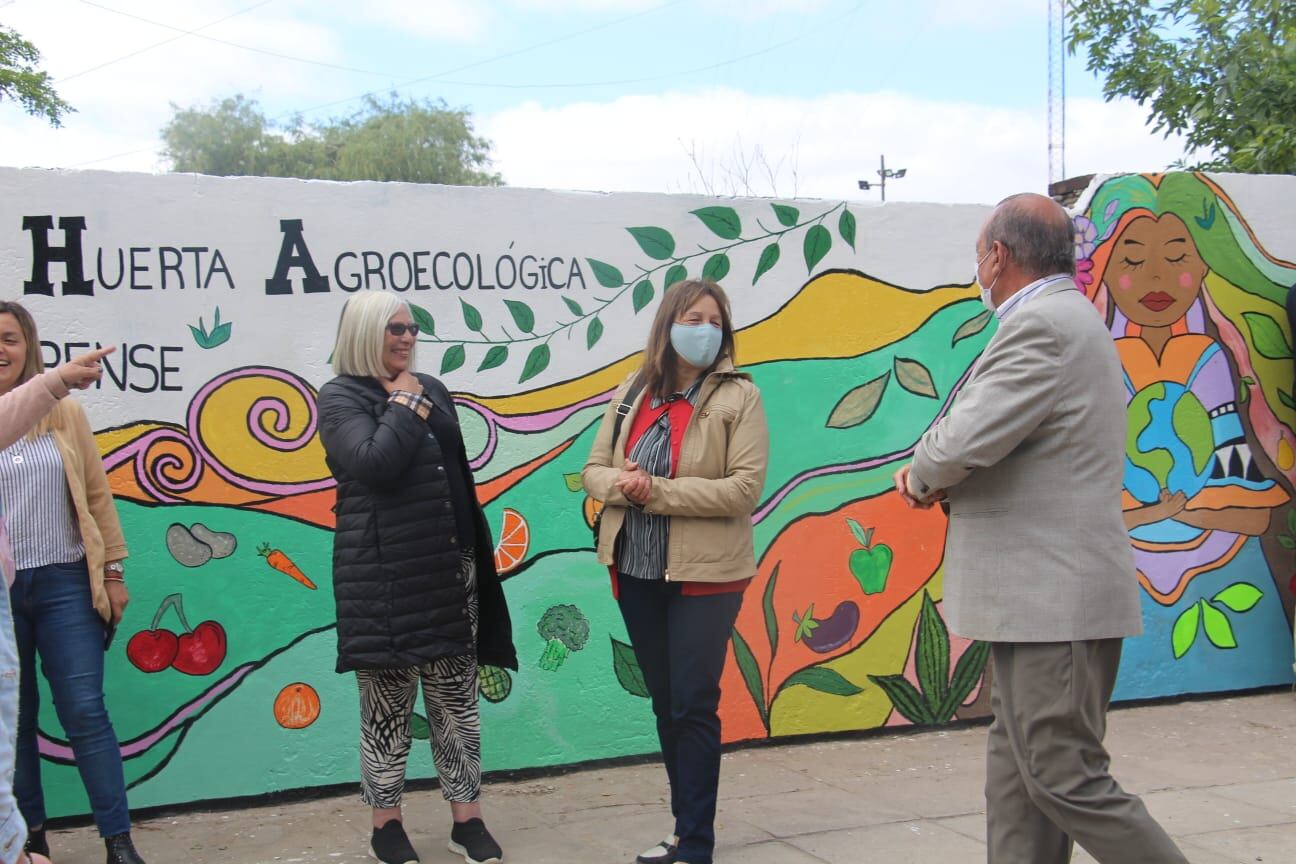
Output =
[
  {"x1": 126, "y1": 594, "x2": 227, "y2": 676},
  {"x1": 173, "y1": 620, "x2": 227, "y2": 676},
  {"x1": 126, "y1": 628, "x2": 179, "y2": 673}
]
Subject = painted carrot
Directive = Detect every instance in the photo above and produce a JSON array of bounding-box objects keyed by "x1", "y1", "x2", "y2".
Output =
[{"x1": 257, "y1": 543, "x2": 317, "y2": 590}]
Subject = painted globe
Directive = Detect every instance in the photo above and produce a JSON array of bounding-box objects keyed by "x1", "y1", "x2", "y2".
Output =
[{"x1": 1124, "y1": 382, "x2": 1215, "y2": 504}]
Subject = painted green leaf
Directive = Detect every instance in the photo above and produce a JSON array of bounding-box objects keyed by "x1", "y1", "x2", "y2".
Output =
[
  {"x1": 1280, "y1": 389, "x2": 1296, "y2": 411},
  {"x1": 410, "y1": 303, "x2": 436, "y2": 337},
  {"x1": 772, "y1": 203, "x2": 799, "y2": 227},
  {"x1": 846, "y1": 518, "x2": 870, "y2": 547},
  {"x1": 952, "y1": 310, "x2": 993, "y2": 347},
  {"x1": 753, "y1": 243, "x2": 780, "y2": 285},
  {"x1": 1201, "y1": 602, "x2": 1237, "y2": 649},
  {"x1": 1171, "y1": 602, "x2": 1200, "y2": 659},
  {"x1": 867, "y1": 674, "x2": 935, "y2": 725},
  {"x1": 562, "y1": 297, "x2": 583, "y2": 317},
  {"x1": 731, "y1": 628, "x2": 768, "y2": 730},
  {"x1": 691, "y1": 206, "x2": 742, "y2": 240},
  {"x1": 763, "y1": 562, "x2": 780, "y2": 662},
  {"x1": 938, "y1": 639, "x2": 991, "y2": 721},
  {"x1": 585, "y1": 258, "x2": 625, "y2": 288},
  {"x1": 1279, "y1": 534, "x2": 1296, "y2": 549},
  {"x1": 411, "y1": 713, "x2": 431, "y2": 740},
  {"x1": 478, "y1": 345, "x2": 509, "y2": 371},
  {"x1": 504, "y1": 299, "x2": 535, "y2": 334},
  {"x1": 803, "y1": 224, "x2": 832, "y2": 273},
  {"x1": 663, "y1": 264, "x2": 687, "y2": 291},
  {"x1": 627, "y1": 226, "x2": 676, "y2": 260},
  {"x1": 519, "y1": 344, "x2": 550, "y2": 383},
  {"x1": 1287, "y1": 508, "x2": 1296, "y2": 536},
  {"x1": 206, "y1": 321, "x2": 232, "y2": 347},
  {"x1": 611, "y1": 637, "x2": 650, "y2": 698},
  {"x1": 587, "y1": 317, "x2": 604, "y2": 349},
  {"x1": 826, "y1": 372, "x2": 890, "y2": 429},
  {"x1": 702, "y1": 253, "x2": 730, "y2": 281},
  {"x1": 440, "y1": 345, "x2": 466, "y2": 374},
  {"x1": 1213, "y1": 582, "x2": 1262, "y2": 613},
  {"x1": 792, "y1": 605, "x2": 819, "y2": 642},
  {"x1": 188, "y1": 324, "x2": 206, "y2": 346},
  {"x1": 782, "y1": 666, "x2": 863, "y2": 697},
  {"x1": 460, "y1": 299, "x2": 484, "y2": 332},
  {"x1": 563, "y1": 473, "x2": 584, "y2": 493},
  {"x1": 632, "y1": 280, "x2": 654, "y2": 313},
  {"x1": 915, "y1": 591, "x2": 950, "y2": 711},
  {"x1": 894, "y1": 357, "x2": 938, "y2": 399},
  {"x1": 1242, "y1": 311, "x2": 1292, "y2": 360},
  {"x1": 838, "y1": 207, "x2": 857, "y2": 250}
]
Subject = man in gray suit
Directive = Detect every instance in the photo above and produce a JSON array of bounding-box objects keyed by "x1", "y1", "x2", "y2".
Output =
[{"x1": 894, "y1": 194, "x2": 1187, "y2": 863}]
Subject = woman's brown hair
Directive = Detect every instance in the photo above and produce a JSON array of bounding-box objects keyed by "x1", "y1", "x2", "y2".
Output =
[
  {"x1": 0, "y1": 300, "x2": 68, "y2": 436},
  {"x1": 639, "y1": 278, "x2": 736, "y2": 399}
]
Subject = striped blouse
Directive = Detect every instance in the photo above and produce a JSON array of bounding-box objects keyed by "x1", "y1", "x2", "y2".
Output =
[
  {"x1": 618, "y1": 379, "x2": 701, "y2": 581},
  {"x1": 0, "y1": 433, "x2": 85, "y2": 570}
]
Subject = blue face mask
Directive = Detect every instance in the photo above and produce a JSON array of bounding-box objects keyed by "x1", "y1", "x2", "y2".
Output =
[{"x1": 670, "y1": 322, "x2": 723, "y2": 368}]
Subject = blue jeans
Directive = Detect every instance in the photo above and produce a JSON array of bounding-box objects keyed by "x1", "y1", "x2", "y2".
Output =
[
  {"x1": 10, "y1": 560, "x2": 130, "y2": 838},
  {"x1": 616, "y1": 575, "x2": 744, "y2": 864}
]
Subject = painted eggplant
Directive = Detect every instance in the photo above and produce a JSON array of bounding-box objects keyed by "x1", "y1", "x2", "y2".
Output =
[{"x1": 793, "y1": 600, "x2": 861, "y2": 653}]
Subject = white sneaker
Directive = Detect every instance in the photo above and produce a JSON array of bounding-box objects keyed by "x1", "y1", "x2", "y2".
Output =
[{"x1": 635, "y1": 835, "x2": 678, "y2": 864}]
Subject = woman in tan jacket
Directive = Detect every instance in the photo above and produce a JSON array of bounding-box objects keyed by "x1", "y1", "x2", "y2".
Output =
[
  {"x1": 0, "y1": 302, "x2": 148, "y2": 864},
  {"x1": 583, "y1": 279, "x2": 768, "y2": 864}
]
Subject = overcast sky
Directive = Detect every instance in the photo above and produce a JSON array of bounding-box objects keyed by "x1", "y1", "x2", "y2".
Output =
[{"x1": 0, "y1": 0, "x2": 1192, "y2": 204}]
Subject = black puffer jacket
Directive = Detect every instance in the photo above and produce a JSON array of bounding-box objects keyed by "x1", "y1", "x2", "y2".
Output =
[{"x1": 317, "y1": 373, "x2": 517, "y2": 673}]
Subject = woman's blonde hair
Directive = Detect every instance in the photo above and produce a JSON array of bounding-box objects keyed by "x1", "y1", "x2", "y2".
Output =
[
  {"x1": 0, "y1": 300, "x2": 69, "y2": 437},
  {"x1": 640, "y1": 278, "x2": 736, "y2": 399},
  {"x1": 331, "y1": 293, "x2": 414, "y2": 378}
]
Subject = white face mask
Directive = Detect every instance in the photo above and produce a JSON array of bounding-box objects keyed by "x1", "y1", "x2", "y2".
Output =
[{"x1": 974, "y1": 248, "x2": 999, "y2": 312}]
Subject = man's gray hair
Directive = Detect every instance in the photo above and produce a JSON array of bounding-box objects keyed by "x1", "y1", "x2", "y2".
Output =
[{"x1": 985, "y1": 193, "x2": 1075, "y2": 278}]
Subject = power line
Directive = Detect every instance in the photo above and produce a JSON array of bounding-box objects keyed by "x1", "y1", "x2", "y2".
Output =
[{"x1": 67, "y1": 0, "x2": 398, "y2": 81}]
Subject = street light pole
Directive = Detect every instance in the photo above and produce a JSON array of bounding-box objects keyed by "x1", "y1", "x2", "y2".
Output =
[{"x1": 857, "y1": 155, "x2": 907, "y2": 202}]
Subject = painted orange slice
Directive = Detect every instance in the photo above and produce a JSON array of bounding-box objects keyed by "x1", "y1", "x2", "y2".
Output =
[{"x1": 493, "y1": 507, "x2": 530, "y2": 574}]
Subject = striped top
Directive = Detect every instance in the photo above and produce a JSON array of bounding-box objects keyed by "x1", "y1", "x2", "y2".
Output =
[
  {"x1": 618, "y1": 379, "x2": 701, "y2": 581},
  {"x1": 0, "y1": 433, "x2": 85, "y2": 570}
]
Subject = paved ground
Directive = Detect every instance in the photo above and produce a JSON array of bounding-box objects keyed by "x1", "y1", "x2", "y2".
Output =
[{"x1": 47, "y1": 690, "x2": 1294, "y2": 863}]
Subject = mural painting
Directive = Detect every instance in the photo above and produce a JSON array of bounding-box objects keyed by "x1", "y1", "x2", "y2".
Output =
[{"x1": 0, "y1": 169, "x2": 1291, "y2": 818}]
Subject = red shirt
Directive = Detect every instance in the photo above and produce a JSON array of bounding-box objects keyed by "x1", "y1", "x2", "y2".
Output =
[{"x1": 608, "y1": 393, "x2": 751, "y2": 597}]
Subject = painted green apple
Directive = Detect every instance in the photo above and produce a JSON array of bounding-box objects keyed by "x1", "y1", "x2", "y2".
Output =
[{"x1": 850, "y1": 543, "x2": 892, "y2": 595}]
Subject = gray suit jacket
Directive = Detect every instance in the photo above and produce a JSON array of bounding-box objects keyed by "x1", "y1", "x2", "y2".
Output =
[{"x1": 910, "y1": 280, "x2": 1142, "y2": 642}]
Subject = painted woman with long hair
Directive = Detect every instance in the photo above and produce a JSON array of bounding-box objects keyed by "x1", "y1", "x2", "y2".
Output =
[{"x1": 1079, "y1": 173, "x2": 1296, "y2": 687}]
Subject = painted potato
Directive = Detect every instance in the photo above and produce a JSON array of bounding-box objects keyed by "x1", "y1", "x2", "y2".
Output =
[
  {"x1": 190, "y1": 523, "x2": 237, "y2": 558},
  {"x1": 166, "y1": 524, "x2": 213, "y2": 568}
]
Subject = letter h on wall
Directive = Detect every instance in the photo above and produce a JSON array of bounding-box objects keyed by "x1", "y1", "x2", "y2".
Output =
[{"x1": 23, "y1": 216, "x2": 93, "y2": 296}]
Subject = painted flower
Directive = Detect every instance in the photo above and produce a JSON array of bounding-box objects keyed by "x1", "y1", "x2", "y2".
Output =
[
  {"x1": 1073, "y1": 215, "x2": 1097, "y2": 260},
  {"x1": 1073, "y1": 257, "x2": 1094, "y2": 292}
]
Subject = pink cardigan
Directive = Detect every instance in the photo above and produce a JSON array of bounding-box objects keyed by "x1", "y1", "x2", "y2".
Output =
[{"x1": 0, "y1": 370, "x2": 70, "y2": 584}]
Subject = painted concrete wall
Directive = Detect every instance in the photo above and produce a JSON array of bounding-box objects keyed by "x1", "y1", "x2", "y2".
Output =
[{"x1": 1, "y1": 169, "x2": 1292, "y2": 818}]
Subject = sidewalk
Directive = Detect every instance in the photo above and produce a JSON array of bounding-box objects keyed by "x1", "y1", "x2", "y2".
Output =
[{"x1": 50, "y1": 691, "x2": 1294, "y2": 863}]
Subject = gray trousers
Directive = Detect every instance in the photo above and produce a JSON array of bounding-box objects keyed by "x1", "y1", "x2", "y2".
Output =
[{"x1": 986, "y1": 640, "x2": 1187, "y2": 864}]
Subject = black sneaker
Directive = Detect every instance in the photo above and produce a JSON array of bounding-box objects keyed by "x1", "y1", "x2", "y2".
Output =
[
  {"x1": 24, "y1": 826, "x2": 49, "y2": 858},
  {"x1": 371, "y1": 821, "x2": 420, "y2": 864},
  {"x1": 448, "y1": 817, "x2": 503, "y2": 864},
  {"x1": 636, "y1": 835, "x2": 678, "y2": 864},
  {"x1": 104, "y1": 833, "x2": 146, "y2": 864}
]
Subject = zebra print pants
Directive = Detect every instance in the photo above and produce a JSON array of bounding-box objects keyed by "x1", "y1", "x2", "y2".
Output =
[{"x1": 355, "y1": 556, "x2": 481, "y2": 807}]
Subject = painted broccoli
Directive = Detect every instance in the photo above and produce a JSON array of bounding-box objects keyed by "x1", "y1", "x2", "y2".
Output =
[{"x1": 537, "y1": 604, "x2": 590, "y2": 671}]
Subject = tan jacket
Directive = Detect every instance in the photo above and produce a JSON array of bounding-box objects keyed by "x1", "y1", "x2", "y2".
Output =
[
  {"x1": 583, "y1": 358, "x2": 769, "y2": 583},
  {"x1": 51, "y1": 398, "x2": 128, "y2": 622}
]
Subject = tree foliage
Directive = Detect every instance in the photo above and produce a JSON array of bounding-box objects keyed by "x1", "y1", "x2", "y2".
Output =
[
  {"x1": 0, "y1": 26, "x2": 73, "y2": 126},
  {"x1": 161, "y1": 93, "x2": 503, "y2": 185},
  {"x1": 1067, "y1": 0, "x2": 1296, "y2": 174}
]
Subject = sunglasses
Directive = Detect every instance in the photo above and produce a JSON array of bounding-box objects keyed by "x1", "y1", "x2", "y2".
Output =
[{"x1": 386, "y1": 323, "x2": 421, "y2": 337}]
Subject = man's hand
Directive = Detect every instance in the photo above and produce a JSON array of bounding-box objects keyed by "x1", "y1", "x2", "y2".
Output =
[
  {"x1": 56, "y1": 345, "x2": 116, "y2": 390},
  {"x1": 616, "y1": 459, "x2": 653, "y2": 505},
  {"x1": 893, "y1": 464, "x2": 944, "y2": 510}
]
